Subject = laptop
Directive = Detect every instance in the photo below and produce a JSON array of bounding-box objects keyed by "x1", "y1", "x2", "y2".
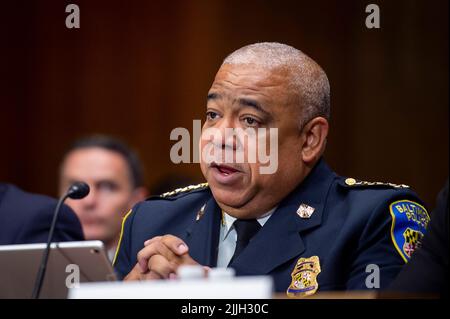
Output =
[{"x1": 0, "y1": 240, "x2": 117, "y2": 298}]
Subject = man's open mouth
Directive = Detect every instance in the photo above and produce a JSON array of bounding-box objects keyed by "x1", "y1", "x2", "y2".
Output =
[{"x1": 210, "y1": 162, "x2": 240, "y2": 175}]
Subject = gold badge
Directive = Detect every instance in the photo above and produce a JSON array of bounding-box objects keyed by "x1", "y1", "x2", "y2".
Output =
[
  {"x1": 287, "y1": 256, "x2": 321, "y2": 298},
  {"x1": 296, "y1": 204, "x2": 315, "y2": 219},
  {"x1": 196, "y1": 204, "x2": 206, "y2": 221}
]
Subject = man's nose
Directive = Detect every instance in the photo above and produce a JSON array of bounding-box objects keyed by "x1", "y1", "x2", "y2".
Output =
[
  {"x1": 80, "y1": 187, "x2": 98, "y2": 209},
  {"x1": 214, "y1": 119, "x2": 237, "y2": 151}
]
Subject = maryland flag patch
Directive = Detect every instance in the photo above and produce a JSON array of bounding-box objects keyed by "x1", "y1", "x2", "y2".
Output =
[
  {"x1": 389, "y1": 200, "x2": 430, "y2": 263},
  {"x1": 402, "y1": 228, "x2": 424, "y2": 258}
]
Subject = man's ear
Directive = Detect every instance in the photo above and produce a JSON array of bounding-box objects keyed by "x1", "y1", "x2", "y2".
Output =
[{"x1": 300, "y1": 117, "x2": 329, "y2": 164}]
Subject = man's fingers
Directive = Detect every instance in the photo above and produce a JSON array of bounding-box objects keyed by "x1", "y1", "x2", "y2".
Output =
[
  {"x1": 144, "y1": 236, "x2": 162, "y2": 247},
  {"x1": 161, "y1": 235, "x2": 189, "y2": 255},
  {"x1": 124, "y1": 262, "x2": 172, "y2": 281},
  {"x1": 168, "y1": 272, "x2": 178, "y2": 280},
  {"x1": 143, "y1": 235, "x2": 188, "y2": 253},
  {"x1": 139, "y1": 271, "x2": 162, "y2": 281},
  {"x1": 124, "y1": 264, "x2": 142, "y2": 281},
  {"x1": 137, "y1": 241, "x2": 180, "y2": 273},
  {"x1": 179, "y1": 252, "x2": 200, "y2": 266},
  {"x1": 147, "y1": 254, "x2": 177, "y2": 279}
]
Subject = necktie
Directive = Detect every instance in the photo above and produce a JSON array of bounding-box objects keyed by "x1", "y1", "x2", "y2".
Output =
[{"x1": 228, "y1": 219, "x2": 261, "y2": 266}]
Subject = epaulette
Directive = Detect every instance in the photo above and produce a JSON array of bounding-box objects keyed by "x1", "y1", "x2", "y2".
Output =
[
  {"x1": 160, "y1": 182, "x2": 209, "y2": 198},
  {"x1": 341, "y1": 178, "x2": 409, "y2": 189}
]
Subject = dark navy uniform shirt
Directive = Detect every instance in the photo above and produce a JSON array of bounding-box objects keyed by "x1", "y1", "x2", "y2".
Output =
[
  {"x1": 0, "y1": 183, "x2": 84, "y2": 245},
  {"x1": 114, "y1": 159, "x2": 429, "y2": 295}
]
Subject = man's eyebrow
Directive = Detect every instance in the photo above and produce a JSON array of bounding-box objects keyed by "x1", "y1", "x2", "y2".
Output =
[
  {"x1": 207, "y1": 93, "x2": 220, "y2": 101},
  {"x1": 237, "y1": 98, "x2": 271, "y2": 116},
  {"x1": 65, "y1": 178, "x2": 79, "y2": 185},
  {"x1": 206, "y1": 94, "x2": 272, "y2": 117}
]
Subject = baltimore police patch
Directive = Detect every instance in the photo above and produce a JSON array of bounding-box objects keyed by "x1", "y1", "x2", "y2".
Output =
[{"x1": 389, "y1": 200, "x2": 430, "y2": 263}]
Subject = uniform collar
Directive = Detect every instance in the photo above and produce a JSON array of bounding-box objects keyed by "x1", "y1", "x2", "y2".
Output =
[
  {"x1": 221, "y1": 207, "x2": 277, "y2": 241},
  {"x1": 229, "y1": 158, "x2": 338, "y2": 274},
  {"x1": 185, "y1": 158, "x2": 338, "y2": 271}
]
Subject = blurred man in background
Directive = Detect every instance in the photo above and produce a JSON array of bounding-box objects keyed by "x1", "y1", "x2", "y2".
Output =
[{"x1": 59, "y1": 135, "x2": 148, "y2": 261}]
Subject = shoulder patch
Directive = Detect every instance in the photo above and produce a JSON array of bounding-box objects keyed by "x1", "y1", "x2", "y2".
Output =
[
  {"x1": 160, "y1": 182, "x2": 209, "y2": 198},
  {"x1": 342, "y1": 177, "x2": 409, "y2": 189},
  {"x1": 389, "y1": 200, "x2": 430, "y2": 263}
]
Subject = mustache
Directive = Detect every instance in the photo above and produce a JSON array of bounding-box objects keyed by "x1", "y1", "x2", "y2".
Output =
[{"x1": 201, "y1": 143, "x2": 247, "y2": 165}]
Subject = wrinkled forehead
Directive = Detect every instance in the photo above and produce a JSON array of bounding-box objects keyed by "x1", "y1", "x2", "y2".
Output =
[
  {"x1": 210, "y1": 63, "x2": 296, "y2": 100},
  {"x1": 214, "y1": 63, "x2": 291, "y2": 83}
]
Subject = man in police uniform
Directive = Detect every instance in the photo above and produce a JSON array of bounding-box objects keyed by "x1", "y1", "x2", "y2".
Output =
[{"x1": 114, "y1": 43, "x2": 429, "y2": 296}]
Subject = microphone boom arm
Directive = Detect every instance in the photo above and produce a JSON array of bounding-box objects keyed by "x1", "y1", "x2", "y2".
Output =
[{"x1": 31, "y1": 182, "x2": 89, "y2": 299}]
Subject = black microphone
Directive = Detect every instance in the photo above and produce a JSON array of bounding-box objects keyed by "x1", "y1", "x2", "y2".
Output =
[
  {"x1": 31, "y1": 182, "x2": 90, "y2": 299},
  {"x1": 66, "y1": 182, "x2": 90, "y2": 200}
]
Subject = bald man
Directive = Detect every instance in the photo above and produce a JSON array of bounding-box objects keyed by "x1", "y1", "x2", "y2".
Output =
[{"x1": 113, "y1": 43, "x2": 429, "y2": 297}]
